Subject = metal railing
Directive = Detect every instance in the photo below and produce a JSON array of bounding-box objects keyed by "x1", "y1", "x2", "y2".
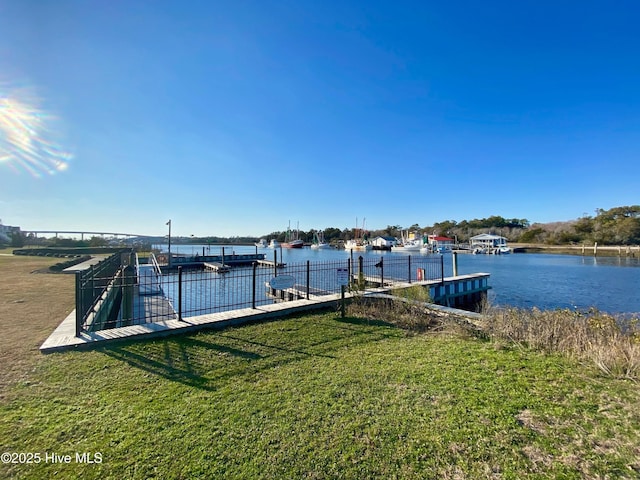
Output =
[
  {"x1": 75, "y1": 249, "x2": 132, "y2": 335},
  {"x1": 76, "y1": 254, "x2": 444, "y2": 334}
]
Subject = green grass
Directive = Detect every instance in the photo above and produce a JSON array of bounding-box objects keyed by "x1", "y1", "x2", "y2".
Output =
[{"x1": 2, "y1": 312, "x2": 639, "y2": 479}]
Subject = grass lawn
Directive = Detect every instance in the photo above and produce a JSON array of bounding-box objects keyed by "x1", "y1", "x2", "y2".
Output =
[{"x1": 1, "y1": 253, "x2": 639, "y2": 479}]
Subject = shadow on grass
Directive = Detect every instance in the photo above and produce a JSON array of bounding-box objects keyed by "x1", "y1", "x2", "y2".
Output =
[{"x1": 99, "y1": 315, "x2": 398, "y2": 391}]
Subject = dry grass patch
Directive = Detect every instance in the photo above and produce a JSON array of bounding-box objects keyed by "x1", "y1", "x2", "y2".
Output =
[
  {"x1": 484, "y1": 307, "x2": 640, "y2": 380},
  {"x1": 0, "y1": 253, "x2": 74, "y2": 394}
]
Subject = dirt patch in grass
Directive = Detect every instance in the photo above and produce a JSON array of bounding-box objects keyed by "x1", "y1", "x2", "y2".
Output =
[{"x1": 0, "y1": 254, "x2": 74, "y2": 395}]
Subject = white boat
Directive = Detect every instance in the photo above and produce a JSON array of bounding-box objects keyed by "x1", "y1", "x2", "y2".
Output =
[
  {"x1": 420, "y1": 244, "x2": 435, "y2": 254},
  {"x1": 391, "y1": 229, "x2": 422, "y2": 252},
  {"x1": 268, "y1": 239, "x2": 280, "y2": 248},
  {"x1": 391, "y1": 240, "x2": 422, "y2": 252},
  {"x1": 255, "y1": 238, "x2": 268, "y2": 248},
  {"x1": 311, "y1": 230, "x2": 331, "y2": 250},
  {"x1": 344, "y1": 239, "x2": 372, "y2": 251},
  {"x1": 344, "y1": 217, "x2": 372, "y2": 251}
]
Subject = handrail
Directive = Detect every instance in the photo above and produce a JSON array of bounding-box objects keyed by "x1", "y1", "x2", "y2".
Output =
[{"x1": 148, "y1": 252, "x2": 162, "y2": 277}]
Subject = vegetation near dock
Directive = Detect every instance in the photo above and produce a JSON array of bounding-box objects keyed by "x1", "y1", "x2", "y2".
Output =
[{"x1": 1, "y1": 251, "x2": 639, "y2": 479}]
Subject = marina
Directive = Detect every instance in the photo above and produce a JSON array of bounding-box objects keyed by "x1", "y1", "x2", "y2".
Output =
[
  {"x1": 39, "y1": 240, "x2": 640, "y2": 352},
  {"x1": 163, "y1": 243, "x2": 640, "y2": 314},
  {"x1": 41, "y1": 249, "x2": 489, "y2": 352}
]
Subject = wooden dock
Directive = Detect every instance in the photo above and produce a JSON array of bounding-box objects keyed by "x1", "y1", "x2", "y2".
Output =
[
  {"x1": 256, "y1": 259, "x2": 286, "y2": 268},
  {"x1": 204, "y1": 262, "x2": 231, "y2": 273},
  {"x1": 40, "y1": 273, "x2": 491, "y2": 353},
  {"x1": 266, "y1": 284, "x2": 333, "y2": 302}
]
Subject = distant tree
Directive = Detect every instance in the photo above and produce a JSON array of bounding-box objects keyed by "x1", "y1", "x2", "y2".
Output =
[
  {"x1": 383, "y1": 225, "x2": 401, "y2": 237},
  {"x1": 89, "y1": 236, "x2": 108, "y2": 247},
  {"x1": 518, "y1": 227, "x2": 546, "y2": 243},
  {"x1": 323, "y1": 227, "x2": 342, "y2": 242},
  {"x1": 10, "y1": 231, "x2": 25, "y2": 247}
]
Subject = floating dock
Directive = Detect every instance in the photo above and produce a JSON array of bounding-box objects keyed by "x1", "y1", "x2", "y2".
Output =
[
  {"x1": 203, "y1": 262, "x2": 231, "y2": 273},
  {"x1": 164, "y1": 253, "x2": 266, "y2": 270}
]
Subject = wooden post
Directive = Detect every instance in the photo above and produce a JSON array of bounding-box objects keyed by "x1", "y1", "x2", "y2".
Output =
[{"x1": 594, "y1": 242, "x2": 598, "y2": 256}]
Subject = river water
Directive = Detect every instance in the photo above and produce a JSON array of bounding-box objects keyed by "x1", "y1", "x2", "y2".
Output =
[{"x1": 158, "y1": 244, "x2": 640, "y2": 314}]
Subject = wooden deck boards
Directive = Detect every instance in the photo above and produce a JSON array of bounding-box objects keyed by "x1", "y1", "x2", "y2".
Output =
[{"x1": 40, "y1": 274, "x2": 489, "y2": 354}]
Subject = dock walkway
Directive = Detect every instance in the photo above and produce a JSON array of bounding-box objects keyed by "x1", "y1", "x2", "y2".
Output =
[{"x1": 40, "y1": 274, "x2": 489, "y2": 353}]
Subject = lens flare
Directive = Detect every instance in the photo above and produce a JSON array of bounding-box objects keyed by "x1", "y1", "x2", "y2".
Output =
[{"x1": 0, "y1": 85, "x2": 73, "y2": 177}]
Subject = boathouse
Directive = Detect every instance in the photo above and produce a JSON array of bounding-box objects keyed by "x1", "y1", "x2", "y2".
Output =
[{"x1": 470, "y1": 234, "x2": 508, "y2": 248}]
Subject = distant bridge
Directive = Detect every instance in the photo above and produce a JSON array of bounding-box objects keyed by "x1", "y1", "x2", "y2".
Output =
[{"x1": 23, "y1": 230, "x2": 155, "y2": 240}]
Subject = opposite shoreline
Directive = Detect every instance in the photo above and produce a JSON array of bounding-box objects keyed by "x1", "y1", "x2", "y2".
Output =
[{"x1": 509, "y1": 243, "x2": 640, "y2": 257}]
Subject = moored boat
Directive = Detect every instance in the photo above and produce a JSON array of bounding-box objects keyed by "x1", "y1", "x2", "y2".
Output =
[
  {"x1": 311, "y1": 230, "x2": 331, "y2": 249},
  {"x1": 391, "y1": 240, "x2": 422, "y2": 252},
  {"x1": 344, "y1": 239, "x2": 372, "y2": 251},
  {"x1": 282, "y1": 221, "x2": 304, "y2": 248}
]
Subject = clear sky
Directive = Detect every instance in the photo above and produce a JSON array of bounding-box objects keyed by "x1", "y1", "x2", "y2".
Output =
[{"x1": 1, "y1": 0, "x2": 638, "y2": 237}]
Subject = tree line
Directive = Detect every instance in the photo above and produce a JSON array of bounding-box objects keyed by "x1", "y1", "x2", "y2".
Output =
[
  {"x1": 247, "y1": 208, "x2": 638, "y2": 246},
  {"x1": 4, "y1": 206, "x2": 638, "y2": 248}
]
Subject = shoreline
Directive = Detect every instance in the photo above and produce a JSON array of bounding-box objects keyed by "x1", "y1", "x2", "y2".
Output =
[{"x1": 510, "y1": 243, "x2": 640, "y2": 257}]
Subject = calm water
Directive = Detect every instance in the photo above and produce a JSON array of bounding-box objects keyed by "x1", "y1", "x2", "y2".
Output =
[{"x1": 158, "y1": 244, "x2": 640, "y2": 314}]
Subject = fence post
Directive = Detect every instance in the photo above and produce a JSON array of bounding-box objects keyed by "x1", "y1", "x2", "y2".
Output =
[
  {"x1": 358, "y1": 255, "x2": 364, "y2": 289},
  {"x1": 178, "y1": 266, "x2": 183, "y2": 321},
  {"x1": 440, "y1": 255, "x2": 445, "y2": 284},
  {"x1": 306, "y1": 260, "x2": 310, "y2": 300},
  {"x1": 452, "y1": 251, "x2": 458, "y2": 277},
  {"x1": 121, "y1": 264, "x2": 135, "y2": 325},
  {"x1": 273, "y1": 250, "x2": 277, "y2": 278},
  {"x1": 252, "y1": 262, "x2": 257, "y2": 309},
  {"x1": 90, "y1": 264, "x2": 95, "y2": 305},
  {"x1": 380, "y1": 257, "x2": 384, "y2": 287},
  {"x1": 408, "y1": 255, "x2": 412, "y2": 284},
  {"x1": 75, "y1": 271, "x2": 82, "y2": 337}
]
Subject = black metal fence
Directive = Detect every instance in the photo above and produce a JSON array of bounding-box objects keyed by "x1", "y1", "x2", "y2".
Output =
[
  {"x1": 75, "y1": 250, "x2": 132, "y2": 335},
  {"x1": 76, "y1": 254, "x2": 445, "y2": 334}
]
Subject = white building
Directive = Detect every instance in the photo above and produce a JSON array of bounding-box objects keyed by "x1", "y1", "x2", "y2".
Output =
[
  {"x1": 370, "y1": 236, "x2": 397, "y2": 248},
  {"x1": 0, "y1": 221, "x2": 21, "y2": 243},
  {"x1": 470, "y1": 234, "x2": 508, "y2": 248}
]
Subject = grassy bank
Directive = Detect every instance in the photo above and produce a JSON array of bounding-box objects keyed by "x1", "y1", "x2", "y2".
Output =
[
  {"x1": 1, "y1": 254, "x2": 639, "y2": 479},
  {"x1": 511, "y1": 243, "x2": 640, "y2": 257}
]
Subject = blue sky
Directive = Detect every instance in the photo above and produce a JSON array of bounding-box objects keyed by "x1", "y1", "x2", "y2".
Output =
[{"x1": 1, "y1": 0, "x2": 638, "y2": 237}]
